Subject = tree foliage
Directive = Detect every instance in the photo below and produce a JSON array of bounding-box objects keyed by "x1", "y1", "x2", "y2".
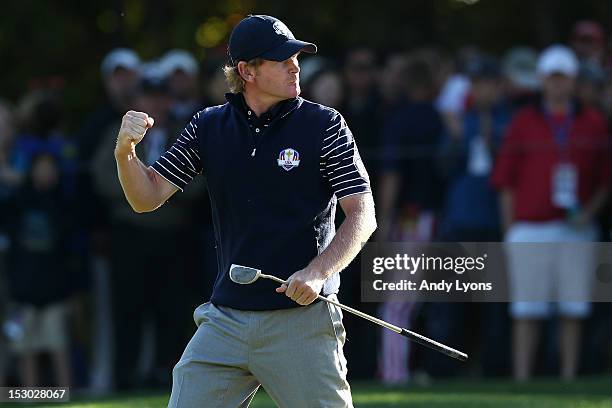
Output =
[{"x1": 2, "y1": 0, "x2": 610, "y2": 130}]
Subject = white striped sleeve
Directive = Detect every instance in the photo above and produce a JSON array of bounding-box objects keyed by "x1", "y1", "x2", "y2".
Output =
[
  {"x1": 151, "y1": 114, "x2": 203, "y2": 191},
  {"x1": 320, "y1": 112, "x2": 371, "y2": 200}
]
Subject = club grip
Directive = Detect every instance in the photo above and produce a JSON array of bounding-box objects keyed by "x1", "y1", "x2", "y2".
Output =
[{"x1": 400, "y1": 328, "x2": 468, "y2": 362}]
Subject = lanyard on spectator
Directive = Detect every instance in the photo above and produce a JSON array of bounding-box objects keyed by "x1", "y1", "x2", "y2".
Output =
[{"x1": 544, "y1": 108, "x2": 574, "y2": 160}]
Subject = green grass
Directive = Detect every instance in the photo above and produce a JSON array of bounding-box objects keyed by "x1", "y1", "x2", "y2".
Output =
[{"x1": 23, "y1": 376, "x2": 612, "y2": 407}]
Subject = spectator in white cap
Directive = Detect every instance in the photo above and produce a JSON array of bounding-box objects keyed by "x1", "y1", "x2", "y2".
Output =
[
  {"x1": 79, "y1": 48, "x2": 142, "y2": 160},
  {"x1": 493, "y1": 44, "x2": 610, "y2": 382},
  {"x1": 100, "y1": 48, "x2": 142, "y2": 113},
  {"x1": 160, "y1": 49, "x2": 201, "y2": 123},
  {"x1": 537, "y1": 44, "x2": 579, "y2": 79},
  {"x1": 75, "y1": 47, "x2": 141, "y2": 392},
  {"x1": 92, "y1": 58, "x2": 206, "y2": 390}
]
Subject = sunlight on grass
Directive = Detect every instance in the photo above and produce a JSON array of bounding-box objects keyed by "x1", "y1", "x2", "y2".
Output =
[{"x1": 31, "y1": 376, "x2": 612, "y2": 408}]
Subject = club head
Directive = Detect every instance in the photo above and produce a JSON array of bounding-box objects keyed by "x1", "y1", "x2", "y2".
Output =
[{"x1": 229, "y1": 264, "x2": 261, "y2": 285}]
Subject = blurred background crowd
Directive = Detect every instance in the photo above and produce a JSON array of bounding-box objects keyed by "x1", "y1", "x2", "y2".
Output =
[{"x1": 1, "y1": 0, "x2": 612, "y2": 396}]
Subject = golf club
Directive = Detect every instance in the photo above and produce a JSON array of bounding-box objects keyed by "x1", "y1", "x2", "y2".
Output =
[{"x1": 229, "y1": 264, "x2": 468, "y2": 362}]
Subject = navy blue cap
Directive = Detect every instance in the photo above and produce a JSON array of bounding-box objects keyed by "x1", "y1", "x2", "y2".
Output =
[{"x1": 228, "y1": 15, "x2": 317, "y2": 65}]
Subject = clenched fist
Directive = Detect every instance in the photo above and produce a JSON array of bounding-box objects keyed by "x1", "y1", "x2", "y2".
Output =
[{"x1": 115, "y1": 111, "x2": 155, "y2": 154}]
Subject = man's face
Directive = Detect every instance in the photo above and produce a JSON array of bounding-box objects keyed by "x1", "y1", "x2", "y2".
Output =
[
  {"x1": 380, "y1": 54, "x2": 409, "y2": 101},
  {"x1": 310, "y1": 71, "x2": 343, "y2": 108},
  {"x1": 542, "y1": 72, "x2": 576, "y2": 101},
  {"x1": 168, "y1": 69, "x2": 198, "y2": 100},
  {"x1": 32, "y1": 155, "x2": 59, "y2": 191},
  {"x1": 344, "y1": 49, "x2": 376, "y2": 93},
  {"x1": 106, "y1": 67, "x2": 140, "y2": 107},
  {"x1": 252, "y1": 53, "x2": 301, "y2": 101},
  {"x1": 571, "y1": 36, "x2": 604, "y2": 62},
  {"x1": 471, "y1": 78, "x2": 500, "y2": 108}
]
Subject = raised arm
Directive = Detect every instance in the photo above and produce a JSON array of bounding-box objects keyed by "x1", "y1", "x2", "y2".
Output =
[{"x1": 114, "y1": 110, "x2": 178, "y2": 213}]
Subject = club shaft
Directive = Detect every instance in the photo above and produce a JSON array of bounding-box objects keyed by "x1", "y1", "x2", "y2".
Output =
[
  {"x1": 317, "y1": 294, "x2": 468, "y2": 361},
  {"x1": 260, "y1": 273, "x2": 468, "y2": 361}
]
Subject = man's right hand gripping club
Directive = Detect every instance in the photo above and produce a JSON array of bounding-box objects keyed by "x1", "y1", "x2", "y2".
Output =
[{"x1": 115, "y1": 110, "x2": 155, "y2": 155}]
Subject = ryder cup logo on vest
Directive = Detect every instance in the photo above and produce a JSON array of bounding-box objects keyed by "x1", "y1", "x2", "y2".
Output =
[{"x1": 277, "y1": 148, "x2": 300, "y2": 171}]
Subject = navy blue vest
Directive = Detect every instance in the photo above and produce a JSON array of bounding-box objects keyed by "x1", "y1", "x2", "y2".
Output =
[{"x1": 198, "y1": 96, "x2": 340, "y2": 310}]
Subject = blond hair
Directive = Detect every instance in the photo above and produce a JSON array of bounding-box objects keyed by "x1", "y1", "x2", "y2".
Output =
[{"x1": 223, "y1": 58, "x2": 264, "y2": 93}]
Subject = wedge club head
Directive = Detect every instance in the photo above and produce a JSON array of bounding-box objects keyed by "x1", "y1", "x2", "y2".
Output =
[{"x1": 229, "y1": 264, "x2": 262, "y2": 285}]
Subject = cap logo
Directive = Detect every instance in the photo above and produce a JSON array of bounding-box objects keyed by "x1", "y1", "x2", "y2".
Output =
[
  {"x1": 277, "y1": 148, "x2": 300, "y2": 171},
  {"x1": 272, "y1": 21, "x2": 293, "y2": 38}
]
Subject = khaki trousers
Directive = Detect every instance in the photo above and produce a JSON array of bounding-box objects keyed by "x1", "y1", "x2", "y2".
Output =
[{"x1": 168, "y1": 294, "x2": 352, "y2": 408}]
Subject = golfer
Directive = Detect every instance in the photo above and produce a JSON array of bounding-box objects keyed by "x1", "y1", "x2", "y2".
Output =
[{"x1": 114, "y1": 15, "x2": 376, "y2": 407}]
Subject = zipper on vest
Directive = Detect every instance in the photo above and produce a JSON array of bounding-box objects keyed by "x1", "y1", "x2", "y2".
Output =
[{"x1": 251, "y1": 148, "x2": 256, "y2": 157}]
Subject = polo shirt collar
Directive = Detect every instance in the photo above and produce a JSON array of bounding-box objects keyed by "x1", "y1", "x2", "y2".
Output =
[{"x1": 225, "y1": 92, "x2": 303, "y2": 122}]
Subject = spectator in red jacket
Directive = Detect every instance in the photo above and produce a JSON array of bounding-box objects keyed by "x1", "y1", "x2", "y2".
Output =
[{"x1": 492, "y1": 44, "x2": 610, "y2": 382}]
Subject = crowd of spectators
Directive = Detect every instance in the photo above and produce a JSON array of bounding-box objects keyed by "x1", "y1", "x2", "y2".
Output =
[{"x1": 0, "y1": 19, "x2": 611, "y2": 392}]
